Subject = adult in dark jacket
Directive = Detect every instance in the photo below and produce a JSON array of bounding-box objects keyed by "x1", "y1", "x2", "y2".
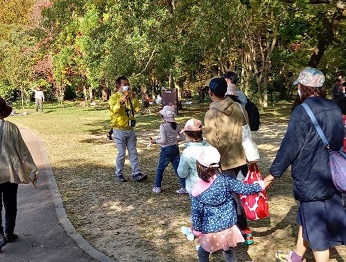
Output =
[{"x1": 264, "y1": 68, "x2": 346, "y2": 262}]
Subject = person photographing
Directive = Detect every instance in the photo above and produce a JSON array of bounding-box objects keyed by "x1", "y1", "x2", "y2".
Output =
[{"x1": 108, "y1": 76, "x2": 147, "y2": 183}]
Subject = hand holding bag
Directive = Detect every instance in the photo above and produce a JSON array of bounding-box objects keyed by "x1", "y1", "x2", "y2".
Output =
[
  {"x1": 302, "y1": 103, "x2": 346, "y2": 193},
  {"x1": 240, "y1": 164, "x2": 270, "y2": 220}
]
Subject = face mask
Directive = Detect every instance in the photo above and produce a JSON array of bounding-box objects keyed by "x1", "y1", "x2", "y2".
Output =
[
  {"x1": 298, "y1": 89, "x2": 302, "y2": 98},
  {"x1": 121, "y1": 86, "x2": 129, "y2": 93}
]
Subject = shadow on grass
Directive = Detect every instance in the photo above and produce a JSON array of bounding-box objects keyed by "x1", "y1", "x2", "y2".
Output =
[
  {"x1": 35, "y1": 98, "x2": 345, "y2": 261},
  {"x1": 53, "y1": 159, "x2": 197, "y2": 262}
]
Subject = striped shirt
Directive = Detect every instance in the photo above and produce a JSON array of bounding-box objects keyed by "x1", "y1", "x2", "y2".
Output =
[{"x1": 155, "y1": 123, "x2": 185, "y2": 147}]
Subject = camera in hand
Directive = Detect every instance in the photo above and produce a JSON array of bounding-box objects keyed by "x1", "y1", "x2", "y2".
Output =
[{"x1": 128, "y1": 119, "x2": 136, "y2": 127}]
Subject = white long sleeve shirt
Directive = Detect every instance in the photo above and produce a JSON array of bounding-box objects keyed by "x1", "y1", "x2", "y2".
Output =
[{"x1": 33, "y1": 90, "x2": 45, "y2": 101}]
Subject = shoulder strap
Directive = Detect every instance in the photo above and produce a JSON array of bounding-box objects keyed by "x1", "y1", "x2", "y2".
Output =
[
  {"x1": 127, "y1": 97, "x2": 135, "y2": 117},
  {"x1": 301, "y1": 103, "x2": 329, "y2": 148}
]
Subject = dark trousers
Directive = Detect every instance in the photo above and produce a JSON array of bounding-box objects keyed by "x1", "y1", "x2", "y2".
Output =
[
  {"x1": 0, "y1": 182, "x2": 18, "y2": 234},
  {"x1": 198, "y1": 246, "x2": 237, "y2": 262},
  {"x1": 223, "y1": 165, "x2": 249, "y2": 231}
]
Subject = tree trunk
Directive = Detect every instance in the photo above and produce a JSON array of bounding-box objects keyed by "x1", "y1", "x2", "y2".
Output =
[
  {"x1": 56, "y1": 85, "x2": 65, "y2": 104},
  {"x1": 21, "y1": 87, "x2": 24, "y2": 109},
  {"x1": 88, "y1": 86, "x2": 93, "y2": 100},
  {"x1": 100, "y1": 79, "x2": 109, "y2": 101},
  {"x1": 308, "y1": 8, "x2": 344, "y2": 67},
  {"x1": 83, "y1": 86, "x2": 87, "y2": 102}
]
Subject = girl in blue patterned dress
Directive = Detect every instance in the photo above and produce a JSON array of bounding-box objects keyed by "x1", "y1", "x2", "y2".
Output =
[{"x1": 191, "y1": 146, "x2": 265, "y2": 262}]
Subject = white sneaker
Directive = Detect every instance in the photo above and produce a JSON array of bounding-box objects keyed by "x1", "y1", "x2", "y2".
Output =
[
  {"x1": 152, "y1": 187, "x2": 161, "y2": 193},
  {"x1": 176, "y1": 188, "x2": 188, "y2": 194}
]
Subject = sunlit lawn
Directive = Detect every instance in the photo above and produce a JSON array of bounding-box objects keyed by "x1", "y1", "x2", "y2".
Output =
[{"x1": 8, "y1": 99, "x2": 345, "y2": 261}]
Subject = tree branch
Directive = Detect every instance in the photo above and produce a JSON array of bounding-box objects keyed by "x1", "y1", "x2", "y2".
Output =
[{"x1": 139, "y1": 48, "x2": 156, "y2": 74}]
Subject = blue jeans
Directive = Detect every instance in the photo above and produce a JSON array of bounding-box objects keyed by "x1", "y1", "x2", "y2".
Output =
[
  {"x1": 113, "y1": 129, "x2": 141, "y2": 177},
  {"x1": 154, "y1": 145, "x2": 185, "y2": 188}
]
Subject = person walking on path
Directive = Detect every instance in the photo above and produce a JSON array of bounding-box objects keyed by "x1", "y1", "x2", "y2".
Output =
[
  {"x1": 224, "y1": 72, "x2": 252, "y2": 178},
  {"x1": 332, "y1": 75, "x2": 345, "y2": 100},
  {"x1": 2, "y1": 126, "x2": 105, "y2": 261},
  {"x1": 191, "y1": 146, "x2": 266, "y2": 262},
  {"x1": 177, "y1": 118, "x2": 210, "y2": 195},
  {"x1": 32, "y1": 87, "x2": 45, "y2": 113},
  {"x1": 203, "y1": 77, "x2": 256, "y2": 245},
  {"x1": 264, "y1": 68, "x2": 346, "y2": 262},
  {"x1": 109, "y1": 76, "x2": 147, "y2": 183},
  {"x1": 150, "y1": 105, "x2": 186, "y2": 194},
  {"x1": 223, "y1": 71, "x2": 247, "y2": 107},
  {"x1": 0, "y1": 97, "x2": 39, "y2": 250}
]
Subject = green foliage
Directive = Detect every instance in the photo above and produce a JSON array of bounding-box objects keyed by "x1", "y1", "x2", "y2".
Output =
[
  {"x1": 0, "y1": 0, "x2": 35, "y2": 26},
  {"x1": 0, "y1": 81, "x2": 14, "y2": 100},
  {"x1": 1, "y1": 0, "x2": 346, "y2": 104},
  {"x1": 0, "y1": 23, "x2": 37, "y2": 106}
]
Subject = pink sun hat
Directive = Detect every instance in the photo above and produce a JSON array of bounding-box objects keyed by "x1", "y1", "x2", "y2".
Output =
[
  {"x1": 180, "y1": 118, "x2": 203, "y2": 133},
  {"x1": 159, "y1": 105, "x2": 176, "y2": 122}
]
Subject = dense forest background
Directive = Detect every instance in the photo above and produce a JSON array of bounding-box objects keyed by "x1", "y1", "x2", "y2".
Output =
[{"x1": 1, "y1": 0, "x2": 345, "y2": 108}]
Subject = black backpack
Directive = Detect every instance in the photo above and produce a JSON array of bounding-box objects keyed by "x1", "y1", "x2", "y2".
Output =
[{"x1": 245, "y1": 99, "x2": 260, "y2": 131}]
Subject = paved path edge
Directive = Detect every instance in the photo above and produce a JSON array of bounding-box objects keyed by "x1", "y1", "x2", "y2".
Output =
[{"x1": 34, "y1": 131, "x2": 116, "y2": 262}]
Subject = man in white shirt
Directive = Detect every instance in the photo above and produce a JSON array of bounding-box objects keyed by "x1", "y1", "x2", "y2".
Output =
[{"x1": 32, "y1": 87, "x2": 45, "y2": 113}]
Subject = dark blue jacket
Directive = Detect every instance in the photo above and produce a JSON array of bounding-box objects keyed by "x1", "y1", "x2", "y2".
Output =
[{"x1": 270, "y1": 97, "x2": 344, "y2": 202}]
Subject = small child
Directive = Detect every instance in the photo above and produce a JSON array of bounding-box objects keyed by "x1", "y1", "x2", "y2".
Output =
[
  {"x1": 191, "y1": 146, "x2": 265, "y2": 262},
  {"x1": 150, "y1": 105, "x2": 186, "y2": 193},
  {"x1": 178, "y1": 118, "x2": 210, "y2": 195},
  {"x1": 178, "y1": 118, "x2": 209, "y2": 242}
]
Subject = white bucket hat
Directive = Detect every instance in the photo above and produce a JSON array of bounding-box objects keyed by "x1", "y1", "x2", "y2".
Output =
[{"x1": 196, "y1": 146, "x2": 220, "y2": 168}]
